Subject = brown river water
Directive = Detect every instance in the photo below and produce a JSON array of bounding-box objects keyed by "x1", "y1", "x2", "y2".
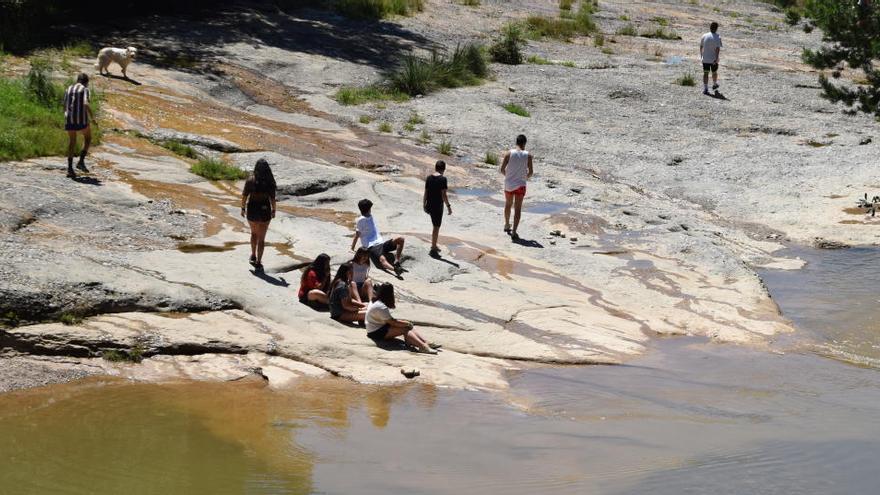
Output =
[{"x1": 1, "y1": 247, "x2": 879, "y2": 494}]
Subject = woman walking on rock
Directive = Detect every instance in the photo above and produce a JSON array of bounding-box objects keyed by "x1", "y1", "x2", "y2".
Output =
[{"x1": 241, "y1": 158, "x2": 277, "y2": 271}]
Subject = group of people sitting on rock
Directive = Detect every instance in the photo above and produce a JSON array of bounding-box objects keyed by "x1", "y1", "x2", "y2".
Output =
[{"x1": 238, "y1": 134, "x2": 534, "y2": 355}]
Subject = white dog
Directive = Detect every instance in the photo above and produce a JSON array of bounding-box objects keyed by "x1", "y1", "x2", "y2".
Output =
[{"x1": 96, "y1": 47, "x2": 138, "y2": 78}]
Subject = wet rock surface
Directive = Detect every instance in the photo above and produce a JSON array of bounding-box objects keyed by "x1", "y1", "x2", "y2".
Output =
[{"x1": 3, "y1": 0, "x2": 855, "y2": 393}]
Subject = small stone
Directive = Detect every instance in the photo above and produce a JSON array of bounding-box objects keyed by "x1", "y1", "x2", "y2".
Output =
[
  {"x1": 400, "y1": 368, "x2": 420, "y2": 379},
  {"x1": 171, "y1": 209, "x2": 187, "y2": 215},
  {"x1": 570, "y1": 187, "x2": 582, "y2": 194},
  {"x1": 570, "y1": 237, "x2": 578, "y2": 242},
  {"x1": 550, "y1": 239, "x2": 557, "y2": 245},
  {"x1": 508, "y1": 86, "x2": 516, "y2": 92},
  {"x1": 860, "y1": 137, "x2": 872, "y2": 145}
]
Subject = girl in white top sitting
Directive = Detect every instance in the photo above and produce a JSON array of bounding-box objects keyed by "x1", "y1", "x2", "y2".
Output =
[
  {"x1": 365, "y1": 283, "x2": 438, "y2": 354},
  {"x1": 350, "y1": 247, "x2": 374, "y2": 304}
]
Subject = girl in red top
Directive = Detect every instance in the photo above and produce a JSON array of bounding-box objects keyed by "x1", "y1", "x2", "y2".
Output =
[{"x1": 298, "y1": 253, "x2": 331, "y2": 309}]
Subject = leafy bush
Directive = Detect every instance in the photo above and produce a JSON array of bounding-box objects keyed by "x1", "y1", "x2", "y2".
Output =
[
  {"x1": 190, "y1": 157, "x2": 247, "y2": 180},
  {"x1": 26, "y1": 57, "x2": 59, "y2": 106},
  {"x1": 490, "y1": 24, "x2": 526, "y2": 65},
  {"x1": 503, "y1": 103, "x2": 530, "y2": 117}
]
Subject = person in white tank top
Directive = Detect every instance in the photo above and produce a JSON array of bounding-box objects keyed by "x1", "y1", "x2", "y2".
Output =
[{"x1": 499, "y1": 134, "x2": 534, "y2": 241}]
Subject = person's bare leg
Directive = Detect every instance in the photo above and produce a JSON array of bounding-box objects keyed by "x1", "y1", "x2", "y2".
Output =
[
  {"x1": 512, "y1": 194, "x2": 524, "y2": 235},
  {"x1": 379, "y1": 255, "x2": 396, "y2": 272},
  {"x1": 503, "y1": 193, "x2": 513, "y2": 231},
  {"x1": 256, "y1": 222, "x2": 269, "y2": 264},
  {"x1": 308, "y1": 290, "x2": 328, "y2": 304},
  {"x1": 362, "y1": 279, "x2": 373, "y2": 302},
  {"x1": 247, "y1": 221, "x2": 258, "y2": 259},
  {"x1": 395, "y1": 237, "x2": 404, "y2": 261},
  {"x1": 703, "y1": 70, "x2": 709, "y2": 89},
  {"x1": 350, "y1": 281, "x2": 362, "y2": 303},
  {"x1": 712, "y1": 70, "x2": 718, "y2": 88},
  {"x1": 431, "y1": 226, "x2": 440, "y2": 251},
  {"x1": 404, "y1": 331, "x2": 428, "y2": 349}
]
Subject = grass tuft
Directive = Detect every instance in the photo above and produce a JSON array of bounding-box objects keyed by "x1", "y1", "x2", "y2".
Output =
[
  {"x1": 437, "y1": 139, "x2": 453, "y2": 155},
  {"x1": 59, "y1": 313, "x2": 82, "y2": 325},
  {"x1": 159, "y1": 139, "x2": 198, "y2": 159},
  {"x1": 418, "y1": 129, "x2": 431, "y2": 144},
  {"x1": 102, "y1": 344, "x2": 145, "y2": 363},
  {"x1": 336, "y1": 85, "x2": 408, "y2": 106},
  {"x1": 616, "y1": 23, "x2": 638, "y2": 36},
  {"x1": 359, "y1": 114, "x2": 373, "y2": 124},
  {"x1": 190, "y1": 157, "x2": 247, "y2": 180},
  {"x1": 676, "y1": 72, "x2": 696, "y2": 86},
  {"x1": 485, "y1": 151, "x2": 498, "y2": 165},
  {"x1": 407, "y1": 112, "x2": 425, "y2": 125},
  {"x1": 503, "y1": 103, "x2": 530, "y2": 117},
  {"x1": 378, "y1": 122, "x2": 392, "y2": 132},
  {"x1": 490, "y1": 24, "x2": 526, "y2": 65},
  {"x1": 640, "y1": 27, "x2": 682, "y2": 40}
]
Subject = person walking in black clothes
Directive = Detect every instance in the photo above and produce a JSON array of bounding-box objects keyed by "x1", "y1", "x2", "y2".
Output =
[
  {"x1": 240, "y1": 158, "x2": 277, "y2": 271},
  {"x1": 423, "y1": 160, "x2": 452, "y2": 257},
  {"x1": 63, "y1": 73, "x2": 95, "y2": 178}
]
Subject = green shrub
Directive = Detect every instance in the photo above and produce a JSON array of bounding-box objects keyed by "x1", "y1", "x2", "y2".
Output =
[
  {"x1": 378, "y1": 121, "x2": 392, "y2": 132},
  {"x1": 485, "y1": 151, "x2": 498, "y2": 165},
  {"x1": 159, "y1": 139, "x2": 198, "y2": 159},
  {"x1": 785, "y1": 7, "x2": 801, "y2": 26},
  {"x1": 490, "y1": 23, "x2": 526, "y2": 65},
  {"x1": 190, "y1": 157, "x2": 247, "y2": 180},
  {"x1": 26, "y1": 57, "x2": 59, "y2": 106},
  {"x1": 503, "y1": 103, "x2": 530, "y2": 117},
  {"x1": 676, "y1": 72, "x2": 696, "y2": 86},
  {"x1": 437, "y1": 139, "x2": 453, "y2": 155},
  {"x1": 336, "y1": 0, "x2": 424, "y2": 19}
]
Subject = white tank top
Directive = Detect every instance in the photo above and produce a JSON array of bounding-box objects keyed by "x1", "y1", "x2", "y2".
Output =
[{"x1": 504, "y1": 149, "x2": 529, "y2": 191}]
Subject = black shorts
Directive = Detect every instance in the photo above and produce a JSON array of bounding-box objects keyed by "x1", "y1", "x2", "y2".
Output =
[
  {"x1": 65, "y1": 123, "x2": 89, "y2": 132},
  {"x1": 246, "y1": 201, "x2": 272, "y2": 222},
  {"x1": 702, "y1": 62, "x2": 719, "y2": 73},
  {"x1": 426, "y1": 206, "x2": 443, "y2": 227},
  {"x1": 367, "y1": 324, "x2": 390, "y2": 341},
  {"x1": 368, "y1": 240, "x2": 397, "y2": 267}
]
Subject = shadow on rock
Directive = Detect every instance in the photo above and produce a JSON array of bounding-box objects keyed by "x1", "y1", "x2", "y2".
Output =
[
  {"x1": 512, "y1": 237, "x2": 544, "y2": 248},
  {"x1": 429, "y1": 251, "x2": 460, "y2": 268},
  {"x1": 250, "y1": 270, "x2": 289, "y2": 287},
  {"x1": 72, "y1": 176, "x2": 102, "y2": 186},
  {"x1": 100, "y1": 73, "x2": 143, "y2": 86}
]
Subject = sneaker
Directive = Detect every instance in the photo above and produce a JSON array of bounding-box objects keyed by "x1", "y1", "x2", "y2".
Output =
[
  {"x1": 249, "y1": 255, "x2": 257, "y2": 266},
  {"x1": 703, "y1": 89, "x2": 710, "y2": 95},
  {"x1": 417, "y1": 346, "x2": 438, "y2": 355},
  {"x1": 429, "y1": 247, "x2": 440, "y2": 257},
  {"x1": 428, "y1": 342, "x2": 442, "y2": 350},
  {"x1": 76, "y1": 161, "x2": 89, "y2": 173},
  {"x1": 511, "y1": 232, "x2": 520, "y2": 241},
  {"x1": 67, "y1": 169, "x2": 77, "y2": 179},
  {"x1": 254, "y1": 262, "x2": 264, "y2": 272},
  {"x1": 393, "y1": 264, "x2": 404, "y2": 276},
  {"x1": 504, "y1": 224, "x2": 512, "y2": 233},
  {"x1": 712, "y1": 83, "x2": 719, "y2": 90}
]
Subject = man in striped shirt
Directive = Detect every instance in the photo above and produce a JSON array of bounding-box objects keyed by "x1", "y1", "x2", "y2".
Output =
[{"x1": 63, "y1": 73, "x2": 94, "y2": 178}]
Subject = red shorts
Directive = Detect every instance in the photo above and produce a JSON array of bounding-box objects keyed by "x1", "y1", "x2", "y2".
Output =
[{"x1": 505, "y1": 186, "x2": 527, "y2": 198}]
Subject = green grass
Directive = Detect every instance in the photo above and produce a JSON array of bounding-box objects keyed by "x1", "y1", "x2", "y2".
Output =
[
  {"x1": 503, "y1": 103, "x2": 530, "y2": 117},
  {"x1": 336, "y1": 85, "x2": 409, "y2": 106},
  {"x1": 461, "y1": 0, "x2": 480, "y2": 5},
  {"x1": 190, "y1": 157, "x2": 247, "y2": 180},
  {"x1": 559, "y1": 0, "x2": 573, "y2": 11},
  {"x1": 1, "y1": 311, "x2": 20, "y2": 327},
  {"x1": 600, "y1": 47, "x2": 614, "y2": 55},
  {"x1": 0, "y1": 69, "x2": 103, "y2": 162},
  {"x1": 676, "y1": 72, "x2": 696, "y2": 86},
  {"x1": 378, "y1": 122, "x2": 392, "y2": 132},
  {"x1": 407, "y1": 112, "x2": 425, "y2": 125},
  {"x1": 159, "y1": 139, "x2": 198, "y2": 159},
  {"x1": 561, "y1": 60, "x2": 576, "y2": 68},
  {"x1": 593, "y1": 33, "x2": 605, "y2": 47},
  {"x1": 652, "y1": 16, "x2": 669, "y2": 27},
  {"x1": 359, "y1": 114, "x2": 373, "y2": 124},
  {"x1": 485, "y1": 151, "x2": 498, "y2": 165},
  {"x1": 522, "y1": 1, "x2": 597, "y2": 40},
  {"x1": 418, "y1": 130, "x2": 431, "y2": 144},
  {"x1": 336, "y1": 0, "x2": 424, "y2": 19},
  {"x1": 338, "y1": 43, "x2": 487, "y2": 105},
  {"x1": 437, "y1": 139, "x2": 453, "y2": 155},
  {"x1": 526, "y1": 54, "x2": 552, "y2": 65},
  {"x1": 403, "y1": 122, "x2": 415, "y2": 132}
]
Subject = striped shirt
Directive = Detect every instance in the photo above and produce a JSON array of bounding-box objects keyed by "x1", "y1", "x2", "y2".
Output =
[{"x1": 63, "y1": 83, "x2": 90, "y2": 127}]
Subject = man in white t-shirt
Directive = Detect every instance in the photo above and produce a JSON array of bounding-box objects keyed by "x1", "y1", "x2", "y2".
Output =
[
  {"x1": 350, "y1": 199, "x2": 405, "y2": 277},
  {"x1": 499, "y1": 134, "x2": 534, "y2": 241},
  {"x1": 700, "y1": 22, "x2": 722, "y2": 95}
]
